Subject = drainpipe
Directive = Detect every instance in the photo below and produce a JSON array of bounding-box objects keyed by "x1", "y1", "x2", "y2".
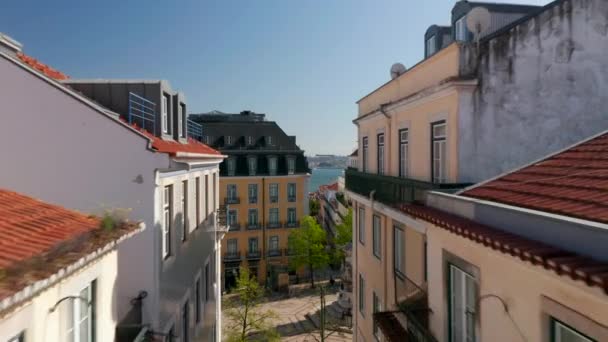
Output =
[{"x1": 379, "y1": 104, "x2": 391, "y2": 175}]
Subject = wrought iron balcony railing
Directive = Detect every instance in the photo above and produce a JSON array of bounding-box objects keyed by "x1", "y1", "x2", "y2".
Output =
[
  {"x1": 288, "y1": 196, "x2": 296, "y2": 202},
  {"x1": 246, "y1": 223, "x2": 261, "y2": 230},
  {"x1": 223, "y1": 251, "x2": 241, "y2": 261},
  {"x1": 267, "y1": 249, "x2": 283, "y2": 257},
  {"x1": 285, "y1": 220, "x2": 299, "y2": 228},
  {"x1": 247, "y1": 250, "x2": 261, "y2": 259},
  {"x1": 270, "y1": 196, "x2": 279, "y2": 203},
  {"x1": 228, "y1": 223, "x2": 241, "y2": 232},
  {"x1": 249, "y1": 197, "x2": 258, "y2": 204},
  {"x1": 373, "y1": 272, "x2": 437, "y2": 342},
  {"x1": 284, "y1": 248, "x2": 295, "y2": 256},
  {"x1": 345, "y1": 168, "x2": 469, "y2": 205},
  {"x1": 267, "y1": 221, "x2": 282, "y2": 229},
  {"x1": 225, "y1": 197, "x2": 240, "y2": 205}
]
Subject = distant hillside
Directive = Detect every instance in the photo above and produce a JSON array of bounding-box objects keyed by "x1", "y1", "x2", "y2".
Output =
[{"x1": 308, "y1": 155, "x2": 347, "y2": 169}]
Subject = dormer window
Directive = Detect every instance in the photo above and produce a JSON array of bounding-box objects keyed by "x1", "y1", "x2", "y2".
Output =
[
  {"x1": 248, "y1": 156, "x2": 257, "y2": 175},
  {"x1": 162, "y1": 93, "x2": 170, "y2": 134},
  {"x1": 455, "y1": 16, "x2": 467, "y2": 41},
  {"x1": 247, "y1": 136, "x2": 254, "y2": 146},
  {"x1": 267, "y1": 136, "x2": 273, "y2": 146},
  {"x1": 287, "y1": 157, "x2": 296, "y2": 175},
  {"x1": 178, "y1": 105, "x2": 183, "y2": 138},
  {"x1": 227, "y1": 158, "x2": 236, "y2": 176},
  {"x1": 268, "y1": 156, "x2": 277, "y2": 176},
  {"x1": 226, "y1": 136, "x2": 233, "y2": 146},
  {"x1": 180, "y1": 103, "x2": 186, "y2": 138},
  {"x1": 426, "y1": 35, "x2": 437, "y2": 57}
]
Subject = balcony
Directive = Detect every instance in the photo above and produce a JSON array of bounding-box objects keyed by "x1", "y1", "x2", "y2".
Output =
[
  {"x1": 285, "y1": 220, "x2": 299, "y2": 228},
  {"x1": 267, "y1": 249, "x2": 283, "y2": 257},
  {"x1": 246, "y1": 223, "x2": 261, "y2": 230},
  {"x1": 228, "y1": 223, "x2": 241, "y2": 232},
  {"x1": 373, "y1": 272, "x2": 437, "y2": 342},
  {"x1": 225, "y1": 197, "x2": 240, "y2": 205},
  {"x1": 205, "y1": 209, "x2": 229, "y2": 233},
  {"x1": 247, "y1": 250, "x2": 261, "y2": 259},
  {"x1": 345, "y1": 168, "x2": 469, "y2": 205},
  {"x1": 267, "y1": 221, "x2": 282, "y2": 229},
  {"x1": 128, "y1": 92, "x2": 156, "y2": 134},
  {"x1": 223, "y1": 251, "x2": 241, "y2": 261},
  {"x1": 249, "y1": 197, "x2": 258, "y2": 204},
  {"x1": 270, "y1": 196, "x2": 279, "y2": 203},
  {"x1": 288, "y1": 196, "x2": 296, "y2": 202}
]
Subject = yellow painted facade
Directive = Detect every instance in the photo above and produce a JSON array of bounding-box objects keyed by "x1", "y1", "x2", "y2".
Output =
[{"x1": 220, "y1": 174, "x2": 309, "y2": 287}]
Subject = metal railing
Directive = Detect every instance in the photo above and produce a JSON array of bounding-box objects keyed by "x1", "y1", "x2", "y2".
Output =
[
  {"x1": 223, "y1": 251, "x2": 241, "y2": 261},
  {"x1": 270, "y1": 196, "x2": 278, "y2": 203},
  {"x1": 228, "y1": 223, "x2": 241, "y2": 232},
  {"x1": 267, "y1": 221, "x2": 282, "y2": 229},
  {"x1": 345, "y1": 168, "x2": 469, "y2": 205},
  {"x1": 288, "y1": 196, "x2": 297, "y2": 202},
  {"x1": 247, "y1": 250, "x2": 261, "y2": 259},
  {"x1": 249, "y1": 197, "x2": 258, "y2": 204},
  {"x1": 225, "y1": 197, "x2": 240, "y2": 205},
  {"x1": 285, "y1": 220, "x2": 299, "y2": 228},
  {"x1": 128, "y1": 93, "x2": 156, "y2": 133},
  {"x1": 187, "y1": 119, "x2": 203, "y2": 140},
  {"x1": 267, "y1": 249, "x2": 283, "y2": 257},
  {"x1": 246, "y1": 223, "x2": 261, "y2": 230}
]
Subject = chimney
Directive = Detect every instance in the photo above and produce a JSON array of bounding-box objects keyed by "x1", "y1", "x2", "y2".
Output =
[{"x1": 0, "y1": 33, "x2": 23, "y2": 56}]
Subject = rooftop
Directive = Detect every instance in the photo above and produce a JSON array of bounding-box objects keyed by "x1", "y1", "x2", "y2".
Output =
[{"x1": 461, "y1": 131, "x2": 608, "y2": 224}]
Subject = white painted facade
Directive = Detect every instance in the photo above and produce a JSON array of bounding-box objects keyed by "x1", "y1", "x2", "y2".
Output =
[{"x1": 0, "y1": 51, "x2": 225, "y2": 341}]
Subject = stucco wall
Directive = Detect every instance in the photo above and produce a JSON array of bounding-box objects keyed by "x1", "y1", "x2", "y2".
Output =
[
  {"x1": 0, "y1": 250, "x2": 120, "y2": 342},
  {"x1": 459, "y1": 0, "x2": 608, "y2": 182}
]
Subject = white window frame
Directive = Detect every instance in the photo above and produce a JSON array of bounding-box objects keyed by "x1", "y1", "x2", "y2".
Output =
[
  {"x1": 287, "y1": 157, "x2": 296, "y2": 175},
  {"x1": 287, "y1": 208, "x2": 297, "y2": 224},
  {"x1": 195, "y1": 177, "x2": 201, "y2": 227},
  {"x1": 552, "y1": 319, "x2": 596, "y2": 342},
  {"x1": 248, "y1": 183, "x2": 258, "y2": 203},
  {"x1": 432, "y1": 121, "x2": 447, "y2": 183},
  {"x1": 226, "y1": 136, "x2": 232, "y2": 145},
  {"x1": 373, "y1": 215, "x2": 381, "y2": 259},
  {"x1": 180, "y1": 103, "x2": 187, "y2": 138},
  {"x1": 269, "y1": 208, "x2": 279, "y2": 224},
  {"x1": 247, "y1": 136, "x2": 254, "y2": 145},
  {"x1": 377, "y1": 133, "x2": 385, "y2": 175},
  {"x1": 358, "y1": 207, "x2": 365, "y2": 245},
  {"x1": 181, "y1": 180, "x2": 188, "y2": 241},
  {"x1": 455, "y1": 16, "x2": 467, "y2": 41},
  {"x1": 162, "y1": 94, "x2": 169, "y2": 134},
  {"x1": 399, "y1": 129, "x2": 409, "y2": 178},
  {"x1": 373, "y1": 291, "x2": 383, "y2": 340},
  {"x1": 227, "y1": 158, "x2": 236, "y2": 176},
  {"x1": 62, "y1": 281, "x2": 94, "y2": 342},
  {"x1": 268, "y1": 157, "x2": 278, "y2": 175},
  {"x1": 394, "y1": 226, "x2": 405, "y2": 277},
  {"x1": 267, "y1": 136, "x2": 273, "y2": 145},
  {"x1": 248, "y1": 157, "x2": 257, "y2": 176},
  {"x1": 269, "y1": 183, "x2": 279, "y2": 202},
  {"x1": 163, "y1": 185, "x2": 172, "y2": 259},
  {"x1": 449, "y1": 264, "x2": 476, "y2": 342},
  {"x1": 426, "y1": 35, "x2": 437, "y2": 56},
  {"x1": 227, "y1": 184, "x2": 237, "y2": 201},
  {"x1": 362, "y1": 137, "x2": 368, "y2": 172},
  {"x1": 178, "y1": 105, "x2": 183, "y2": 137},
  {"x1": 248, "y1": 209, "x2": 259, "y2": 226},
  {"x1": 287, "y1": 183, "x2": 296, "y2": 201}
]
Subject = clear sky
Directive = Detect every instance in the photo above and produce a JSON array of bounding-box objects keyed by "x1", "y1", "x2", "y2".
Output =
[{"x1": 2, "y1": 0, "x2": 549, "y2": 155}]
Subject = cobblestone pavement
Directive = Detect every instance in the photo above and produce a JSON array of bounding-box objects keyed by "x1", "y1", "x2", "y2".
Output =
[{"x1": 223, "y1": 287, "x2": 352, "y2": 341}]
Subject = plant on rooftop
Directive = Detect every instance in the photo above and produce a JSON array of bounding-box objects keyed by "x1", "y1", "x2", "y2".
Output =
[{"x1": 98, "y1": 208, "x2": 132, "y2": 231}]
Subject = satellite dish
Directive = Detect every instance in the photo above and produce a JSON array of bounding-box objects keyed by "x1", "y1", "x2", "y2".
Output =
[
  {"x1": 390, "y1": 63, "x2": 407, "y2": 79},
  {"x1": 466, "y1": 7, "x2": 491, "y2": 42}
]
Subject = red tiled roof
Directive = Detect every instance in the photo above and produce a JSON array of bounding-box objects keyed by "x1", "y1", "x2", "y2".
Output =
[
  {"x1": 397, "y1": 203, "x2": 608, "y2": 294},
  {"x1": 320, "y1": 182, "x2": 339, "y2": 192},
  {"x1": 17, "y1": 52, "x2": 69, "y2": 80},
  {"x1": 461, "y1": 133, "x2": 608, "y2": 224},
  {"x1": 126, "y1": 121, "x2": 222, "y2": 156},
  {"x1": 0, "y1": 189, "x2": 98, "y2": 269}
]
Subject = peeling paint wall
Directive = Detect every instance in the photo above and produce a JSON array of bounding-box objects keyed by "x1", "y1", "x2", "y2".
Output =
[{"x1": 458, "y1": 0, "x2": 608, "y2": 182}]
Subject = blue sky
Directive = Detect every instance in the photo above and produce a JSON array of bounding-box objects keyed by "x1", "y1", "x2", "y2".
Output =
[{"x1": 2, "y1": 0, "x2": 549, "y2": 155}]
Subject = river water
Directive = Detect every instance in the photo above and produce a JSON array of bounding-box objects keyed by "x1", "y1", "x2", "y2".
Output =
[{"x1": 308, "y1": 168, "x2": 344, "y2": 193}]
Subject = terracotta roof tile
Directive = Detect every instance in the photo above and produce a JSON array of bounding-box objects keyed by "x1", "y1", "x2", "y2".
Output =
[
  {"x1": 397, "y1": 204, "x2": 608, "y2": 294},
  {"x1": 16, "y1": 52, "x2": 69, "y2": 80},
  {"x1": 462, "y1": 133, "x2": 608, "y2": 224}
]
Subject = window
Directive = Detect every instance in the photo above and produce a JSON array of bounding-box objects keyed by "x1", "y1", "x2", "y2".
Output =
[
  {"x1": 247, "y1": 136, "x2": 254, "y2": 146},
  {"x1": 269, "y1": 236, "x2": 279, "y2": 251},
  {"x1": 180, "y1": 103, "x2": 187, "y2": 138},
  {"x1": 7, "y1": 332, "x2": 24, "y2": 342},
  {"x1": 226, "y1": 158, "x2": 236, "y2": 176},
  {"x1": 227, "y1": 238, "x2": 237, "y2": 254},
  {"x1": 373, "y1": 215, "x2": 381, "y2": 259},
  {"x1": 269, "y1": 183, "x2": 279, "y2": 202},
  {"x1": 362, "y1": 137, "x2": 368, "y2": 172},
  {"x1": 268, "y1": 157, "x2": 278, "y2": 175},
  {"x1": 287, "y1": 208, "x2": 297, "y2": 224},
  {"x1": 551, "y1": 319, "x2": 596, "y2": 342},
  {"x1": 195, "y1": 177, "x2": 201, "y2": 227},
  {"x1": 267, "y1": 136, "x2": 273, "y2": 145},
  {"x1": 394, "y1": 226, "x2": 405, "y2": 277},
  {"x1": 426, "y1": 35, "x2": 437, "y2": 56},
  {"x1": 248, "y1": 237, "x2": 259, "y2": 253},
  {"x1": 358, "y1": 207, "x2": 365, "y2": 245},
  {"x1": 163, "y1": 185, "x2": 173, "y2": 259},
  {"x1": 205, "y1": 261, "x2": 210, "y2": 301},
  {"x1": 432, "y1": 121, "x2": 447, "y2": 183},
  {"x1": 228, "y1": 210, "x2": 237, "y2": 227},
  {"x1": 287, "y1": 183, "x2": 296, "y2": 202},
  {"x1": 373, "y1": 292, "x2": 382, "y2": 340},
  {"x1": 212, "y1": 173, "x2": 217, "y2": 211},
  {"x1": 269, "y1": 208, "x2": 279, "y2": 225},
  {"x1": 178, "y1": 105, "x2": 183, "y2": 138},
  {"x1": 248, "y1": 156, "x2": 257, "y2": 176},
  {"x1": 449, "y1": 264, "x2": 476, "y2": 342},
  {"x1": 358, "y1": 274, "x2": 365, "y2": 315},
  {"x1": 248, "y1": 209, "x2": 259, "y2": 226},
  {"x1": 162, "y1": 93, "x2": 170, "y2": 134},
  {"x1": 182, "y1": 301, "x2": 189, "y2": 342},
  {"x1": 195, "y1": 278, "x2": 201, "y2": 323},
  {"x1": 399, "y1": 129, "x2": 409, "y2": 178},
  {"x1": 204, "y1": 175, "x2": 209, "y2": 216},
  {"x1": 61, "y1": 281, "x2": 95, "y2": 342},
  {"x1": 182, "y1": 180, "x2": 188, "y2": 241},
  {"x1": 455, "y1": 16, "x2": 467, "y2": 41},
  {"x1": 287, "y1": 157, "x2": 296, "y2": 175},
  {"x1": 248, "y1": 184, "x2": 258, "y2": 204},
  {"x1": 225, "y1": 136, "x2": 232, "y2": 146},
  {"x1": 377, "y1": 133, "x2": 385, "y2": 175},
  {"x1": 227, "y1": 184, "x2": 237, "y2": 201}
]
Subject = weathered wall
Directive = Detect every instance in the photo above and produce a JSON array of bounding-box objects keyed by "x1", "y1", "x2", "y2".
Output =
[{"x1": 459, "y1": 0, "x2": 608, "y2": 182}]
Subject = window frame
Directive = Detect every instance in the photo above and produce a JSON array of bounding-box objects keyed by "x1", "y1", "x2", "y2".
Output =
[
  {"x1": 377, "y1": 133, "x2": 385, "y2": 175},
  {"x1": 373, "y1": 291, "x2": 382, "y2": 340},
  {"x1": 269, "y1": 208, "x2": 279, "y2": 224},
  {"x1": 248, "y1": 237, "x2": 259, "y2": 253},
  {"x1": 358, "y1": 207, "x2": 365, "y2": 245},
  {"x1": 181, "y1": 180, "x2": 188, "y2": 242},
  {"x1": 227, "y1": 184, "x2": 237, "y2": 201},
  {"x1": 268, "y1": 156, "x2": 278, "y2": 175},
  {"x1": 195, "y1": 278, "x2": 201, "y2": 324},
  {"x1": 62, "y1": 281, "x2": 95, "y2": 342},
  {"x1": 180, "y1": 103, "x2": 187, "y2": 138},
  {"x1": 426, "y1": 35, "x2": 437, "y2": 57},
  {"x1": 287, "y1": 208, "x2": 297, "y2": 224},
  {"x1": 182, "y1": 300, "x2": 189, "y2": 342},
  {"x1": 248, "y1": 209, "x2": 259, "y2": 226},
  {"x1": 358, "y1": 274, "x2": 365, "y2": 315},
  {"x1": 227, "y1": 238, "x2": 238, "y2": 254},
  {"x1": 393, "y1": 226, "x2": 405, "y2": 278},
  {"x1": 399, "y1": 129, "x2": 409, "y2": 178},
  {"x1": 248, "y1": 183, "x2": 258, "y2": 204},
  {"x1": 162, "y1": 93, "x2": 170, "y2": 134},
  {"x1": 226, "y1": 158, "x2": 236, "y2": 176},
  {"x1": 372, "y1": 215, "x2": 381, "y2": 259},
  {"x1": 205, "y1": 261, "x2": 210, "y2": 302},
  {"x1": 195, "y1": 177, "x2": 201, "y2": 227},
  {"x1": 227, "y1": 209, "x2": 238, "y2": 227},
  {"x1": 287, "y1": 157, "x2": 296, "y2": 175},
  {"x1": 269, "y1": 235, "x2": 279, "y2": 251},
  {"x1": 448, "y1": 263, "x2": 476, "y2": 342},
  {"x1": 455, "y1": 16, "x2": 467, "y2": 41},
  {"x1": 163, "y1": 185, "x2": 173, "y2": 259},
  {"x1": 551, "y1": 318, "x2": 596, "y2": 342},
  {"x1": 362, "y1": 137, "x2": 369, "y2": 172},
  {"x1": 287, "y1": 183, "x2": 297, "y2": 202},
  {"x1": 248, "y1": 156, "x2": 257, "y2": 176},
  {"x1": 431, "y1": 120, "x2": 447, "y2": 183},
  {"x1": 269, "y1": 183, "x2": 279, "y2": 202}
]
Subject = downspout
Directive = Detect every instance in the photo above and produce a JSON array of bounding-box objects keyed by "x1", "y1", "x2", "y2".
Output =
[{"x1": 379, "y1": 104, "x2": 391, "y2": 175}]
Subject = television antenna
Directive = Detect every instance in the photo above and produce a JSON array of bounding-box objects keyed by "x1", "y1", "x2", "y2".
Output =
[
  {"x1": 390, "y1": 63, "x2": 407, "y2": 79},
  {"x1": 466, "y1": 7, "x2": 491, "y2": 48}
]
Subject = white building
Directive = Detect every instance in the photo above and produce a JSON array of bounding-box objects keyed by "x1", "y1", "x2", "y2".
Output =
[
  {"x1": 0, "y1": 35, "x2": 226, "y2": 341},
  {"x1": 0, "y1": 189, "x2": 144, "y2": 342}
]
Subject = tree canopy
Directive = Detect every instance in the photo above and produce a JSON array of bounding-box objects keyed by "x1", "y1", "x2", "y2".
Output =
[{"x1": 288, "y1": 216, "x2": 330, "y2": 288}]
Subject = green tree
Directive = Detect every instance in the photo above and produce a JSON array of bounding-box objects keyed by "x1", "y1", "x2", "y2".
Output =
[
  {"x1": 333, "y1": 209, "x2": 353, "y2": 266},
  {"x1": 289, "y1": 216, "x2": 330, "y2": 288},
  {"x1": 309, "y1": 198, "x2": 321, "y2": 217},
  {"x1": 224, "y1": 267, "x2": 279, "y2": 342}
]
